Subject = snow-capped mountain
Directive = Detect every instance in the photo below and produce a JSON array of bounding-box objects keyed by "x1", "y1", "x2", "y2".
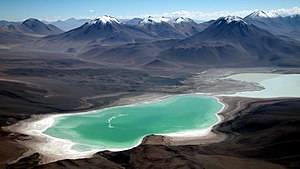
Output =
[
  {"x1": 88, "y1": 15, "x2": 121, "y2": 25},
  {"x1": 178, "y1": 16, "x2": 256, "y2": 43},
  {"x1": 174, "y1": 17, "x2": 192, "y2": 23},
  {"x1": 244, "y1": 11, "x2": 300, "y2": 40},
  {"x1": 41, "y1": 15, "x2": 158, "y2": 45},
  {"x1": 216, "y1": 16, "x2": 248, "y2": 25},
  {"x1": 137, "y1": 16, "x2": 185, "y2": 39},
  {"x1": 70, "y1": 16, "x2": 122, "y2": 36},
  {"x1": 200, "y1": 16, "x2": 251, "y2": 40},
  {"x1": 245, "y1": 10, "x2": 280, "y2": 19},
  {"x1": 244, "y1": 11, "x2": 284, "y2": 31},
  {"x1": 173, "y1": 17, "x2": 206, "y2": 36},
  {"x1": 139, "y1": 16, "x2": 172, "y2": 25},
  {"x1": 136, "y1": 16, "x2": 206, "y2": 38}
]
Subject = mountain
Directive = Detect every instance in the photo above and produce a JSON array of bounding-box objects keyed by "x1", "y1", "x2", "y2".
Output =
[
  {"x1": 244, "y1": 11, "x2": 284, "y2": 30},
  {"x1": 158, "y1": 16, "x2": 300, "y2": 67},
  {"x1": 41, "y1": 15, "x2": 158, "y2": 48},
  {"x1": 135, "y1": 16, "x2": 207, "y2": 39},
  {"x1": 244, "y1": 11, "x2": 300, "y2": 40},
  {"x1": 282, "y1": 14, "x2": 300, "y2": 39},
  {"x1": 41, "y1": 15, "x2": 208, "y2": 49},
  {"x1": 20, "y1": 18, "x2": 63, "y2": 35},
  {"x1": 0, "y1": 20, "x2": 20, "y2": 27},
  {"x1": 284, "y1": 14, "x2": 300, "y2": 26},
  {"x1": 136, "y1": 16, "x2": 186, "y2": 39},
  {"x1": 77, "y1": 39, "x2": 180, "y2": 69},
  {"x1": 0, "y1": 18, "x2": 63, "y2": 36},
  {"x1": 173, "y1": 17, "x2": 206, "y2": 36},
  {"x1": 0, "y1": 18, "x2": 63, "y2": 46},
  {"x1": 244, "y1": 10, "x2": 280, "y2": 19},
  {"x1": 0, "y1": 26, "x2": 37, "y2": 45},
  {"x1": 45, "y1": 18, "x2": 91, "y2": 31}
]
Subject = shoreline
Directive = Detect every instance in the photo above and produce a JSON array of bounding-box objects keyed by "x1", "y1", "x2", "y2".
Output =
[{"x1": 5, "y1": 93, "x2": 227, "y2": 164}]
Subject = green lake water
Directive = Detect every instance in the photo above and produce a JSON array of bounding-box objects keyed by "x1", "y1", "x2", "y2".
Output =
[{"x1": 44, "y1": 95, "x2": 223, "y2": 151}]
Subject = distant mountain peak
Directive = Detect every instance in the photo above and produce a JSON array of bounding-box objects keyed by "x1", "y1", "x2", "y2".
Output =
[
  {"x1": 290, "y1": 14, "x2": 300, "y2": 18},
  {"x1": 19, "y1": 18, "x2": 63, "y2": 35},
  {"x1": 89, "y1": 15, "x2": 121, "y2": 25},
  {"x1": 21, "y1": 18, "x2": 48, "y2": 28},
  {"x1": 24, "y1": 18, "x2": 39, "y2": 22},
  {"x1": 140, "y1": 16, "x2": 171, "y2": 24},
  {"x1": 22, "y1": 18, "x2": 42, "y2": 25},
  {"x1": 246, "y1": 10, "x2": 280, "y2": 19},
  {"x1": 216, "y1": 16, "x2": 248, "y2": 25}
]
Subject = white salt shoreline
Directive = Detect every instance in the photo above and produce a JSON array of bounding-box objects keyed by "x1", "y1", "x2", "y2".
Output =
[{"x1": 5, "y1": 94, "x2": 226, "y2": 164}]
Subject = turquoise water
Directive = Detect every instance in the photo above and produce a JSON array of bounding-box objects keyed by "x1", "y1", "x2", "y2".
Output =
[{"x1": 44, "y1": 95, "x2": 223, "y2": 151}]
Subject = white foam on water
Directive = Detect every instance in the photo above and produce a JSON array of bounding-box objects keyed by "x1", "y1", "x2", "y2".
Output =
[{"x1": 107, "y1": 114, "x2": 128, "y2": 128}]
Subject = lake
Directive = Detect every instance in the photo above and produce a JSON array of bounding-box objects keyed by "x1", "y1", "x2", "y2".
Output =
[
  {"x1": 44, "y1": 95, "x2": 223, "y2": 152},
  {"x1": 226, "y1": 73, "x2": 300, "y2": 98}
]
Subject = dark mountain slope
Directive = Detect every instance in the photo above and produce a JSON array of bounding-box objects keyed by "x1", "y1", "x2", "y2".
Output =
[
  {"x1": 20, "y1": 18, "x2": 63, "y2": 35},
  {"x1": 42, "y1": 16, "x2": 157, "y2": 45},
  {"x1": 158, "y1": 16, "x2": 300, "y2": 67},
  {"x1": 244, "y1": 11, "x2": 300, "y2": 40}
]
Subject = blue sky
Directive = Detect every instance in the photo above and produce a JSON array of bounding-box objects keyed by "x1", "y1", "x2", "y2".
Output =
[{"x1": 1, "y1": 0, "x2": 300, "y2": 21}]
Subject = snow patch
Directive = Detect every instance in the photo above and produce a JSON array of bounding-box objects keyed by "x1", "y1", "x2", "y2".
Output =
[
  {"x1": 247, "y1": 10, "x2": 280, "y2": 19},
  {"x1": 89, "y1": 15, "x2": 121, "y2": 25},
  {"x1": 217, "y1": 16, "x2": 248, "y2": 25},
  {"x1": 140, "y1": 16, "x2": 172, "y2": 24},
  {"x1": 174, "y1": 17, "x2": 192, "y2": 23}
]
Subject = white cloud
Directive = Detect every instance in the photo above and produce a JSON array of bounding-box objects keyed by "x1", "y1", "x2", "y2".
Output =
[
  {"x1": 270, "y1": 6, "x2": 300, "y2": 16},
  {"x1": 116, "y1": 10, "x2": 249, "y2": 21},
  {"x1": 44, "y1": 6, "x2": 300, "y2": 22},
  {"x1": 117, "y1": 6, "x2": 300, "y2": 21}
]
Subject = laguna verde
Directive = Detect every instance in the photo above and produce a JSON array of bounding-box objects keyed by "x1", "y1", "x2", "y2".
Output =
[{"x1": 43, "y1": 95, "x2": 223, "y2": 153}]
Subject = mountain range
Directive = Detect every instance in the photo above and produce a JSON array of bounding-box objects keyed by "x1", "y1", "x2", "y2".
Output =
[
  {"x1": 0, "y1": 18, "x2": 63, "y2": 45},
  {"x1": 74, "y1": 15, "x2": 300, "y2": 69},
  {"x1": 42, "y1": 15, "x2": 208, "y2": 45},
  {"x1": 0, "y1": 18, "x2": 63, "y2": 35},
  {"x1": 1, "y1": 11, "x2": 299, "y2": 68},
  {"x1": 158, "y1": 16, "x2": 300, "y2": 68}
]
